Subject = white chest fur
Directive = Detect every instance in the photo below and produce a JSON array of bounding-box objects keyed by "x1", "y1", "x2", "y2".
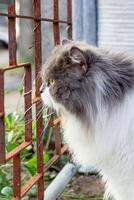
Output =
[
  {"x1": 61, "y1": 92, "x2": 134, "y2": 200},
  {"x1": 61, "y1": 112, "x2": 97, "y2": 168}
]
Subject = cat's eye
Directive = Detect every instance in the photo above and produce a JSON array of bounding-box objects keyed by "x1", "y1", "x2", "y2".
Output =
[{"x1": 49, "y1": 79, "x2": 55, "y2": 86}]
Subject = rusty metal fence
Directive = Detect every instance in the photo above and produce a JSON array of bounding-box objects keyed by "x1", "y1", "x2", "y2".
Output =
[{"x1": 0, "y1": 0, "x2": 72, "y2": 199}]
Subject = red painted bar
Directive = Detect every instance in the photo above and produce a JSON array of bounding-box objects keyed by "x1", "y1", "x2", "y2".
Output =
[
  {"x1": 44, "y1": 145, "x2": 68, "y2": 171},
  {"x1": 8, "y1": 2, "x2": 17, "y2": 66},
  {"x1": 53, "y1": 0, "x2": 62, "y2": 158},
  {"x1": 0, "y1": 12, "x2": 70, "y2": 24},
  {"x1": 13, "y1": 154, "x2": 21, "y2": 199},
  {"x1": 33, "y1": 0, "x2": 44, "y2": 199},
  {"x1": 6, "y1": 141, "x2": 31, "y2": 161},
  {"x1": 24, "y1": 64, "x2": 32, "y2": 142},
  {"x1": 3, "y1": 63, "x2": 30, "y2": 71},
  {"x1": 21, "y1": 173, "x2": 42, "y2": 197},
  {"x1": 53, "y1": 0, "x2": 60, "y2": 45},
  {"x1": 0, "y1": 69, "x2": 5, "y2": 163},
  {"x1": 54, "y1": 123, "x2": 61, "y2": 155}
]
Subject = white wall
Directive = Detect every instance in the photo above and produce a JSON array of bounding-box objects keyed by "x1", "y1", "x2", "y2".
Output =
[{"x1": 98, "y1": 0, "x2": 134, "y2": 54}]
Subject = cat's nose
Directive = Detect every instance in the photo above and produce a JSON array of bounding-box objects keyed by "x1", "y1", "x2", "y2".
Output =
[{"x1": 40, "y1": 83, "x2": 46, "y2": 93}]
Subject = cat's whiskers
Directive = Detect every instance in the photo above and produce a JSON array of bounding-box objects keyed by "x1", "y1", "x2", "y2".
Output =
[
  {"x1": 24, "y1": 105, "x2": 55, "y2": 128},
  {"x1": 12, "y1": 71, "x2": 57, "y2": 145},
  {"x1": 38, "y1": 112, "x2": 54, "y2": 147},
  {"x1": 24, "y1": 89, "x2": 33, "y2": 96},
  {"x1": 24, "y1": 104, "x2": 33, "y2": 116},
  {"x1": 24, "y1": 105, "x2": 46, "y2": 125}
]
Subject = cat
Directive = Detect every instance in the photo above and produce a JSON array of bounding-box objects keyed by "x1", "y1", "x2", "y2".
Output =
[{"x1": 40, "y1": 39, "x2": 134, "y2": 200}]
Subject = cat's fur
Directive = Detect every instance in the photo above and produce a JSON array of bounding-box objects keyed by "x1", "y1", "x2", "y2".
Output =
[{"x1": 41, "y1": 40, "x2": 134, "y2": 200}]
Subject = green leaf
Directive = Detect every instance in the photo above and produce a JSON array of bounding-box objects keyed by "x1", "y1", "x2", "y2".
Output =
[
  {"x1": 1, "y1": 186, "x2": 13, "y2": 196},
  {"x1": 24, "y1": 152, "x2": 50, "y2": 175},
  {"x1": 0, "y1": 175, "x2": 3, "y2": 184},
  {"x1": 7, "y1": 131, "x2": 14, "y2": 143},
  {"x1": 43, "y1": 152, "x2": 49, "y2": 163},
  {"x1": 28, "y1": 185, "x2": 37, "y2": 197},
  {"x1": 0, "y1": 169, "x2": 9, "y2": 191},
  {"x1": 32, "y1": 134, "x2": 36, "y2": 142},
  {"x1": 0, "y1": 195, "x2": 11, "y2": 200},
  {"x1": 5, "y1": 115, "x2": 11, "y2": 130},
  {"x1": 24, "y1": 155, "x2": 37, "y2": 176},
  {"x1": 21, "y1": 148, "x2": 30, "y2": 158},
  {"x1": 5, "y1": 112, "x2": 19, "y2": 130},
  {"x1": 6, "y1": 143, "x2": 18, "y2": 152},
  {"x1": 25, "y1": 165, "x2": 36, "y2": 176},
  {"x1": 27, "y1": 155, "x2": 37, "y2": 165},
  {"x1": 18, "y1": 86, "x2": 24, "y2": 95}
]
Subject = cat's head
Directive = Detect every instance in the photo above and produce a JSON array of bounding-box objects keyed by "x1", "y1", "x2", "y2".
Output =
[{"x1": 41, "y1": 40, "x2": 97, "y2": 119}]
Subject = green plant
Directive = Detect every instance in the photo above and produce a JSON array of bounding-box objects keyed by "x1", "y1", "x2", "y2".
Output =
[
  {"x1": 0, "y1": 186, "x2": 13, "y2": 200},
  {"x1": 0, "y1": 109, "x2": 54, "y2": 198}
]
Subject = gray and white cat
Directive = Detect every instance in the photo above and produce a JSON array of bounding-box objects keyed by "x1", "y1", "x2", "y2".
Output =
[{"x1": 41, "y1": 39, "x2": 134, "y2": 200}]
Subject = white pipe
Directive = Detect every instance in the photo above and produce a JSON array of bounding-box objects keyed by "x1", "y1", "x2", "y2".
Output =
[{"x1": 44, "y1": 162, "x2": 78, "y2": 200}]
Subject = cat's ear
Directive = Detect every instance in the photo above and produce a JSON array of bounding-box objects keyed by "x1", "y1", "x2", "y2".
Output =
[
  {"x1": 70, "y1": 46, "x2": 87, "y2": 73},
  {"x1": 62, "y1": 39, "x2": 72, "y2": 45}
]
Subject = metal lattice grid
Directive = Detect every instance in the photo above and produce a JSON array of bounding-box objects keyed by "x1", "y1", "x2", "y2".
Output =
[{"x1": 0, "y1": 0, "x2": 72, "y2": 199}]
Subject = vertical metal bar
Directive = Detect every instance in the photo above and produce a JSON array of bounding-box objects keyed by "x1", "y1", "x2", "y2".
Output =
[
  {"x1": 53, "y1": 0, "x2": 60, "y2": 45},
  {"x1": 13, "y1": 154, "x2": 21, "y2": 199},
  {"x1": 0, "y1": 69, "x2": 5, "y2": 163},
  {"x1": 33, "y1": 1, "x2": 44, "y2": 199},
  {"x1": 8, "y1": 1, "x2": 17, "y2": 65},
  {"x1": 54, "y1": 124, "x2": 61, "y2": 155},
  {"x1": 24, "y1": 64, "x2": 32, "y2": 142},
  {"x1": 53, "y1": 0, "x2": 62, "y2": 155},
  {"x1": 67, "y1": 0, "x2": 72, "y2": 39}
]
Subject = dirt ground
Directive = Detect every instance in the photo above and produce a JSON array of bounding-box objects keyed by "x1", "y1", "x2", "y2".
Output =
[{"x1": 59, "y1": 173, "x2": 104, "y2": 200}]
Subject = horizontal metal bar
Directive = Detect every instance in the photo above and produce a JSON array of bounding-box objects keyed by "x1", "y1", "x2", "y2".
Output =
[
  {"x1": 32, "y1": 96, "x2": 42, "y2": 104},
  {"x1": 21, "y1": 173, "x2": 43, "y2": 197},
  {"x1": 53, "y1": 117, "x2": 62, "y2": 126},
  {"x1": 6, "y1": 141, "x2": 31, "y2": 161},
  {"x1": 48, "y1": 116, "x2": 62, "y2": 127},
  {"x1": 0, "y1": 12, "x2": 71, "y2": 24},
  {"x1": 44, "y1": 162, "x2": 78, "y2": 200},
  {"x1": 44, "y1": 145, "x2": 68, "y2": 171},
  {"x1": 0, "y1": 62, "x2": 31, "y2": 72}
]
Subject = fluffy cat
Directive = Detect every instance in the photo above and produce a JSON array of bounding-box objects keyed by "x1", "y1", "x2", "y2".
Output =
[{"x1": 41, "y1": 39, "x2": 134, "y2": 200}]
